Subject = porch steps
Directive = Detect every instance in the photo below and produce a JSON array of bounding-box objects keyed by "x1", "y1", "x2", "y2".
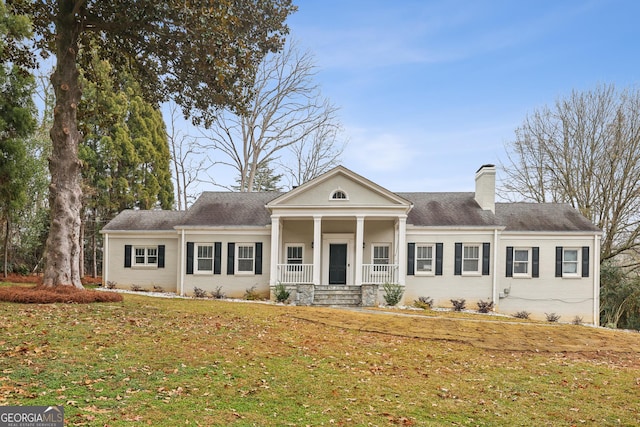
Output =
[{"x1": 313, "y1": 285, "x2": 362, "y2": 306}]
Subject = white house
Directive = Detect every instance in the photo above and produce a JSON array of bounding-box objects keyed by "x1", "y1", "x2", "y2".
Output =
[{"x1": 101, "y1": 165, "x2": 602, "y2": 324}]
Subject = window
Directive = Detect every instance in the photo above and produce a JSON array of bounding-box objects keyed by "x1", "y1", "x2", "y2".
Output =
[
  {"x1": 330, "y1": 190, "x2": 348, "y2": 200},
  {"x1": 462, "y1": 245, "x2": 480, "y2": 273},
  {"x1": 513, "y1": 249, "x2": 530, "y2": 275},
  {"x1": 373, "y1": 244, "x2": 390, "y2": 265},
  {"x1": 196, "y1": 244, "x2": 213, "y2": 273},
  {"x1": 562, "y1": 249, "x2": 579, "y2": 275},
  {"x1": 134, "y1": 247, "x2": 157, "y2": 266},
  {"x1": 237, "y1": 244, "x2": 255, "y2": 273},
  {"x1": 286, "y1": 245, "x2": 303, "y2": 271},
  {"x1": 416, "y1": 245, "x2": 434, "y2": 274}
]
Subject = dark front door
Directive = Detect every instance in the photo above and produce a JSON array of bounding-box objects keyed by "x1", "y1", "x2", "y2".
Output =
[{"x1": 329, "y1": 243, "x2": 348, "y2": 285}]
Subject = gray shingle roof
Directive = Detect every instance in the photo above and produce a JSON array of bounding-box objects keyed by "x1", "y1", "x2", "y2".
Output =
[
  {"x1": 102, "y1": 210, "x2": 185, "y2": 231},
  {"x1": 181, "y1": 192, "x2": 282, "y2": 227},
  {"x1": 398, "y1": 192, "x2": 501, "y2": 227},
  {"x1": 495, "y1": 203, "x2": 600, "y2": 232}
]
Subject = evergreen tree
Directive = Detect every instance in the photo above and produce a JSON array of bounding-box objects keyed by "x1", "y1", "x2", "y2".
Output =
[{"x1": 233, "y1": 162, "x2": 283, "y2": 192}]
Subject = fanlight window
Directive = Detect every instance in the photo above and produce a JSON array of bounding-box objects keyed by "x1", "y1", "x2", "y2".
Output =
[{"x1": 331, "y1": 190, "x2": 348, "y2": 200}]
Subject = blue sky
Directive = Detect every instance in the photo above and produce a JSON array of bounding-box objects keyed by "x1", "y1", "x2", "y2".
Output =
[{"x1": 275, "y1": 0, "x2": 640, "y2": 193}]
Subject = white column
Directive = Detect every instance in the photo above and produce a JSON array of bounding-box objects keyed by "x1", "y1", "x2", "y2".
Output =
[
  {"x1": 397, "y1": 216, "x2": 407, "y2": 285},
  {"x1": 179, "y1": 228, "x2": 185, "y2": 296},
  {"x1": 103, "y1": 233, "x2": 109, "y2": 287},
  {"x1": 355, "y1": 215, "x2": 365, "y2": 285},
  {"x1": 593, "y1": 234, "x2": 601, "y2": 326},
  {"x1": 313, "y1": 215, "x2": 322, "y2": 285},
  {"x1": 269, "y1": 215, "x2": 280, "y2": 286}
]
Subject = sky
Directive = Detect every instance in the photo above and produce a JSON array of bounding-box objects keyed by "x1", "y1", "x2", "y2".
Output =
[{"x1": 257, "y1": 0, "x2": 640, "y2": 193}]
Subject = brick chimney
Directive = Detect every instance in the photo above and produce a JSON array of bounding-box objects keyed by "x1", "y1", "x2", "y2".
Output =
[{"x1": 474, "y1": 164, "x2": 496, "y2": 213}]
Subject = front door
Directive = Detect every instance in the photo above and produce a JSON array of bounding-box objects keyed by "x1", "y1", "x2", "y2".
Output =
[{"x1": 328, "y1": 243, "x2": 347, "y2": 285}]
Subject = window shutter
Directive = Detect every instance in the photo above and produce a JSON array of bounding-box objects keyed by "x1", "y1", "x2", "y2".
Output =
[
  {"x1": 186, "y1": 242, "x2": 194, "y2": 275},
  {"x1": 407, "y1": 243, "x2": 415, "y2": 276},
  {"x1": 506, "y1": 246, "x2": 513, "y2": 277},
  {"x1": 227, "y1": 243, "x2": 235, "y2": 275},
  {"x1": 124, "y1": 245, "x2": 132, "y2": 268},
  {"x1": 214, "y1": 242, "x2": 222, "y2": 275},
  {"x1": 435, "y1": 243, "x2": 443, "y2": 276},
  {"x1": 255, "y1": 242, "x2": 263, "y2": 275},
  {"x1": 532, "y1": 247, "x2": 539, "y2": 278},
  {"x1": 482, "y1": 242, "x2": 490, "y2": 275},
  {"x1": 454, "y1": 243, "x2": 462, "y2": 275},
  {"x1": 582, "y1": 246, "x2": 589, "y2": 278},
  {"x1": 555, "y1": 246, "x2": 563, "y2": 277},
  {"x1": 158, "y1": 245, "x2": 165, "y2": 268}
]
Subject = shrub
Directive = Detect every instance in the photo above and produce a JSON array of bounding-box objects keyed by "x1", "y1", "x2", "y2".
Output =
[
  {"x1": 193, "y1": 287, "x2": 207, "y2": 298},
  {"x1": 382, "y1": 283, "x2": 404, "y2": 306},
  {"x1": 152, "y1": 285, "x2": 164, "y2": 293},
  {"x1": 572, "y1": 315, "x2": 583, "y2": 325},
  {"x1": 450, "y1": 299, "x2": 466, "y2": 311},
  {"x1": 274, "y1": 283, "x2": 291, "y2": 303},
  {"x1": 210, "y1": 286, "x2": 226, "y2": 299},
  {"x1": 476, "y1": 300, "x2": 494, "y2": 313},
  {"x1": 106, "y1": 281, "x2": 117, "y2": 289},
  {"x1": 130, "y1": 284, "x2": 143, "y2": 292},
  {"x1": 414, "y1": 296, "x2": 433, "y2": 310},
  {"x1": 545, "y1": 312, "x2": 561, "y2": 322},
  {"x1": 513, "y1": 310, "x2": 530, "y2": 319},
  {"x1": 244, "y1": 285, "x2": 261, "y2": 300}
]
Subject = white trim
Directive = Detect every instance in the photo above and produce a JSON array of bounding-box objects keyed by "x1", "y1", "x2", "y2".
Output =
[
  {"x1": 179, "y1": 229, "x2": 185, "y2": 296},
  {"x1": 322, "y1": 233, "x2": 354, "y2": 285},
  {"x1": 594, "y1": 234, "x2": 601, "y2": 326},
  {"x1": 355, "y1": 216, "x2": 364, "y2": 285},
  {"x1": 414, "y1": 243, "x2": 435, "y2": 276},
  {"x1": 397, "y1": 216, "x2": 407, "y2": 285},
  {"x1": 512, "y1": 248, "x2": 532, "y2": 278},
  {"x1": 461, "y1": 243, "x2": 481, "y2": 275},
  {"x1": 194, "y1": 243, "x2": 215, "y2": 274},
  {"x1": 103, "y1": 233, "x2": 109, "y2": 287},
  {"x1": 236, "y1": 243, "x2": 256, "y2": 275},
  {"x1": 313, "y1": 216, "x2": 322, "y2": 285}
]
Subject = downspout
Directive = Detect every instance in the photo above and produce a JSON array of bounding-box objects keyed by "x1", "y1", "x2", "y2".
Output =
[
  {"x1": 180, "y1": 228, "x2": 185, "y2": 296},
  {"x1": 594, "y1": 234, "x2": 601, "y2": 326},
  {"x1": 103, "y1": 232, "x2": 109, "y2": 287},
  {"x1": 492, "y1": 228, "x2": 498, "y2": 307}
]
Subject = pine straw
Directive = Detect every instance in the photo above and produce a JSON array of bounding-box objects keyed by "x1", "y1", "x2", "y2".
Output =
[{"x1": 0, "y1": 284, "x2": 123, "y2": 304}]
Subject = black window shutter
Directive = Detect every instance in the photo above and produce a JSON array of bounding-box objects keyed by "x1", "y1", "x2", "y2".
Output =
[
  {"x1": 255, "y1": 242, "x2": 263, "y2": 275},
  {"x1": 506, "y1": 246, "x2": 513, "y2": 277},
  {"x1": 454, "y1": 243, "x2": 462, "y2": 275},
  {"x1": 124, "y1": 245, "x2": 132, "y2": 268},
  {"x1": 227, "y1": 243, "x2": 235, "y2": 275},
  {"x1": 158, "y1": 245, "x2": 165, "y2": 268},
  {"x1": 407, "y1": 243, "x2": 415, "y2": 276},
  {"x1": 582, "y1": 246, "x2": 589, "y2": 278},
  {"x1": 186, "y1": 242, "x2": 194, "y2": 275},
  {"x1": 435, "y1": 243, "x2": 443, "y2": 276},
  {"x1": 214, "y1": 242, "x2": 222, "y2": 275},
  {"x1": 532, "y1": 247, "x2": 539, "y2": 278},
  {"x1": 555, "y1": 246, "x2": 563, "y2": 277},
  {"x1": 482, "y1": 242, "x2": 490, "y2": 275}
]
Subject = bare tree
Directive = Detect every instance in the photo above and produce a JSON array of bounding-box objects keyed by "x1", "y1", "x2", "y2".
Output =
[
  {"x1": 501, "y1": 84, "x2": 640, "y2": 263},
  {"x1": 200, "y1": 41, "x2": 343, "y2": 192},
  {"x1": 166, "y1": 102, "x2": 205, "y2": 210}
]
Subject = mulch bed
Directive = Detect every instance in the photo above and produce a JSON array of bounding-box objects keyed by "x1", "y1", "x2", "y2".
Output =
[{"x1": 0, "y1": 280, "x2": 123, "y2": 304}]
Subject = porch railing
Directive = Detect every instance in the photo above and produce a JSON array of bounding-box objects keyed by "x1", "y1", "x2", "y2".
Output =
[
  {"x1": 362, "y1": 264, "x2": 398, "y2": 284},
  {"x1": 276, "y1": 264, "x2": 314, "y2": 284}
]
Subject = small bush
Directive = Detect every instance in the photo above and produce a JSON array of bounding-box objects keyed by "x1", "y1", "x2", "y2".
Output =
[
  {"x1": 244, "y1": 285, "x2": 261, "y2": 301},
  {"x1": 476, "y1": 300, "x2": 494, "y2": 313},
  {"x1": 513, "y1": 310, "x2": 530, "y2": 319},
  {"x1": 274, "y1": 283, "x2": 291, "y2": 303},
  {"x1": 193, "y1": 287, "x2": 207, "y2": 298},
  {"x1": 382, "y1": 283, "x2": 404, "y2": 306},
  {"x1": 546, "y1": 312, "x2": 561, "y2": 323},
  {"x1": 130, "y1": 284, "x2": 143, "y2": 292},
  {"x1": 414, "y1": 296, "x2": 433, "y2": 310},
  {"x1": 572, "y1": 316, "x2": 583, "y2": 325},
  {"x1": 450, "y1": 299, "x2": 466, "y2": 311},
  {"x1": 152, "y1": 285, "x2": 164, "y2": 293},
  {"x1": 210, "y1": 286, "x2": 226, "y2": 299},
  {"x1": 106, "y1": 281, "x2": 117, "y2": 289},
  {"x1": 0, "y1": 285, "x2": 123, "y2": 303}
]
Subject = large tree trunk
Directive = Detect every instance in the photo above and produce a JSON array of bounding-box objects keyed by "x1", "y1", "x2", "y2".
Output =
[{"x1": 43, "y1": 1, "x2": 83, "y2": 289}]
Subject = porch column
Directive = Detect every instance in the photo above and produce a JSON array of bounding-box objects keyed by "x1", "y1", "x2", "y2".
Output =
[
  {"x1": 355, "y1": 215, "x2": 365, "y2": 285},
  {"x1": 313, "y1": 215, "x2": 322, "y2": 285},
  {"x1": 397, "y1": 215, "x2": 407, "y2": 285},
  {"x1": 269, "y1": 215, "x2": 281, "y2": 286}
]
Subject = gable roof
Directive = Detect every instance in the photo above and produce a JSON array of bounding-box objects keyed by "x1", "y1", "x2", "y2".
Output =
[
  {"x1": 495, "y1": 203, "x2": 601, "y2": 232},
  {"x1": 398, "y1": 192, "x2": 501, "y2": 227},
  {"x1": 102, "y1": 210, "x2": 185, "y2": 232},
  {"x1": 180, "y1": 191, "x2": 282, "y2": 227}
]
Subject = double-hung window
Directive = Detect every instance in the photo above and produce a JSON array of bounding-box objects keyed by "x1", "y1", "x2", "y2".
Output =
[
  {"x1": 286, "y1": 245, "x2": 303, "y2": 272},
  {"x1": 196, "y1": 244, "x2": 213, "y2": 273},
  {"x1": 237, "y1": 245, "x2": 255, "y2": 273},
  {"x1": 416, "y1": 244, "x2": 434, "y2": 274},
  {"x1": 134, "y1": 247, "x2": 157, "y2": 266},
  {"x1": 373, "y1": 244, "x2": 390, "y2": 268},
  {"x1": 513, "y1": 249, "x2": 530, "y2": 276},
  {"x1": 462, "y1": 245, "x2": 480, "y2": 273},
  {"x1": 562, "y1": 249, "x2": 579, "y2": 276}
]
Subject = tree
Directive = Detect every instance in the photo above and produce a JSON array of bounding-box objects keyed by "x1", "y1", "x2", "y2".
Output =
[
  {"x1": 200, "y1": 41, "x2": 342, "y2": 192},
  {"x1": 11, "y1": 0, "x2": 295, "y2": 288},
  {"x1": 0, "y1": 2, "x2": 37, "y2": 276},
  {"x1": 501, "y1": 84, "x2": 640, "y2": 264},
  {"x1": 233, "y1": 161, "x2": 283, "y2": 192}
]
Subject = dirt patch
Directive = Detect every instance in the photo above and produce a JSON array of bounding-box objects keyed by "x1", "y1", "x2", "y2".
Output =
[{"x1": 0, "y1": 284, "x2": 122, "y2": 303}]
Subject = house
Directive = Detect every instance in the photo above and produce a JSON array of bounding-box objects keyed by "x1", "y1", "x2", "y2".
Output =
[{"x1": 101, "y1": 165, "x2": 602, "y2": 324}]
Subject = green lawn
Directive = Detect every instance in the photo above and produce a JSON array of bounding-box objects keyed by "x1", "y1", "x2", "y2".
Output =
[{"x1": 1, "y1": 289, "x2": 639, "y2": 426}]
